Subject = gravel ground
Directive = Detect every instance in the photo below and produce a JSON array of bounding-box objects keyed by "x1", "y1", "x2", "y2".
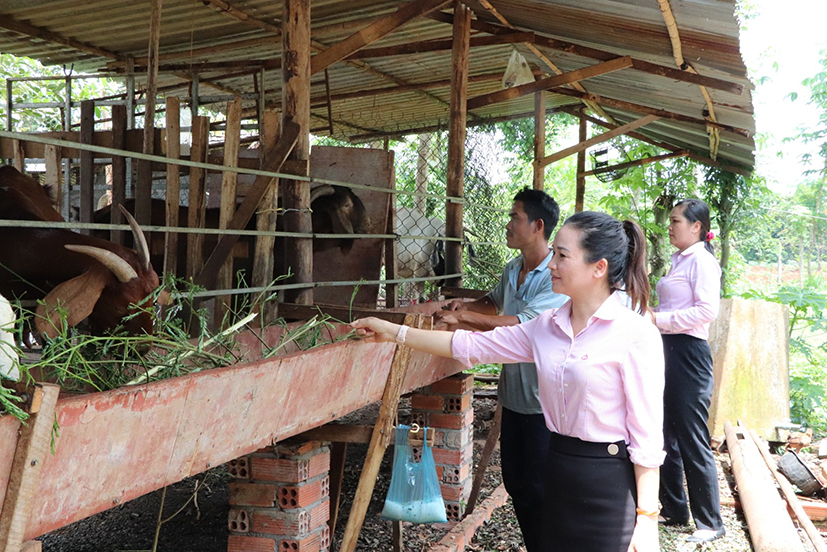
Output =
[{"x1": 35, "y1": 391, "x2": 822, "y2": 552}]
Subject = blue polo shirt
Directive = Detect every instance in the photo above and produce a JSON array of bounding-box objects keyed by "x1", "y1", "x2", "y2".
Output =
[{"x1": 486, "y1": 250, "x2": 567, "y2": 414}]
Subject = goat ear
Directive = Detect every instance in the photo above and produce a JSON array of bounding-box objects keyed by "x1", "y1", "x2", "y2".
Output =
[
  {"x1": 35, "y1": 267, "x2": 108, "y2": 339},
  {"x1": 329, "y1": 208, "x2": 355, "y2": 235}
]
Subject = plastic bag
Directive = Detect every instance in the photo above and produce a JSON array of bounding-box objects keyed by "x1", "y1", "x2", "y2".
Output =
[
  {"x1": 381, "y1": 425, "x2": 447, "y2": 523},
  {"x1": 502, "y1": 48, "x2": 535, "y2": 88}
]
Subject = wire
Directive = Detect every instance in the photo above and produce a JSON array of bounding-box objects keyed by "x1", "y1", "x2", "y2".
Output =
[{"x1": 762, "y1": 206, "x2": 827, "y2": 222}]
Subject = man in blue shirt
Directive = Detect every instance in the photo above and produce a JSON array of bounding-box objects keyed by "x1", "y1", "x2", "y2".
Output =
[{"x1": 434, "y1": 187, "x2": 566, "y2": 552}]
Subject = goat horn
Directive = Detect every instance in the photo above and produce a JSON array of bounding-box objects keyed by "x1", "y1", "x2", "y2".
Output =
[
  {"x1": 119, "y1": 204, "x2": 151, "y2": 270},
  {"x1": 65, "y1": 244, "x2": 138, "y2": 283},
  {"x1": 310, "y1": 185, "x2": 335, "y2": 203}
]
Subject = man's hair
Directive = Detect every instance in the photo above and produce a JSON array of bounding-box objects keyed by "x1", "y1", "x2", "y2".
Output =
[{"x1": 513, "y1": 187, "x2": 560, "y2": 240}]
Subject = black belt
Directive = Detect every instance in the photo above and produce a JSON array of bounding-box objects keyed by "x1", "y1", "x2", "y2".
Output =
[{"x1": 549, "y1": 432, "x2": 629, "y2": 459}]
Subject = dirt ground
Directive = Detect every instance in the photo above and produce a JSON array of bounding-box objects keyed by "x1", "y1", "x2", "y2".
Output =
[{"x1": 35, "y1": 391, "x2": 817, "y2": 552}]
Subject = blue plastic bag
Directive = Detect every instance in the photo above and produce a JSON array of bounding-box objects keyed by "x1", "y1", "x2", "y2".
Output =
[{"x1": 381, "y1": 425, "x2": 448, "y2": 523}]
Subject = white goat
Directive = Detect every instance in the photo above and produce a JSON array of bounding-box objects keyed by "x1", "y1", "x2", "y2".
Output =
[
  {"x1": 396, "y1": 207, "x2": 446, "y2": 302},
  {"x1": 0, "y1": 294, "x2": 20, "y2": 381}
]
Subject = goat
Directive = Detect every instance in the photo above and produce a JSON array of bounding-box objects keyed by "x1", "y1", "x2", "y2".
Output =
[
  {"x1": 0, "y1": 166, "x2": 163, "y2": 339},
  {"x1": 0, "y1": 294, "x2": 19, "y2": 380}
]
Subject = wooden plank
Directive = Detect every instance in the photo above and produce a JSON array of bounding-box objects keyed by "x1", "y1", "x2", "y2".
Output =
[
  {"x1": 392, "y1": 520, "x2": 403, "y2": 552},
  {"x1": 385, "y1": 190, "x2": 399, "y2": 309},
  {"x1": 193, "y1": 120, "x2": 299, "y2": 289},
  {"x1": 465, "y1": 403, "x2": 501, "y2": 516},
  {"x1": 345, "y1": 31, "x2": 533, "y2": 60},
  {"x1": 440, "y1": 286, "x2": 487, "y2": 299},
  {"x1": 444, "y1": 3, "x2": 470, "y2": 289},
  {"x1": 575, "y1": 115, "x2": 586, "y2": 212},
  {"x1": 533, "y1": 92, "x2": 544, "y2": 190},
  {"x1": 581, "y1": 150, "x2": 689, "y2": 177},
  {"x1": 328, "y1": 441, "x2": 347, "y2": 552},
  {"x1": 340, "y1": 314, "x2": 421, "y2": 552},
  {"x1": 164, "y1": 97, "x2": 181, "y2": 276},
  {"x1": 43, "y1": 144, "x2": 62, "y2": 214},
  {"x1": 135, "y1": 0, "x2": 163, "y2": 228},
  {"x1": 11, "y1": 140, "x2": 24, "y2": 172},
  {"x1": 0, "y1": 315, "x2": 465, "y2": 541},
  {"x1": 251, "y1": 110, "x2": 280, "y2": 324},
  {"x1": 279, "y1": 303, "x2": 408, "y2": 325},
  {"x1": 310, "y1": 0, "x2": 451, "y2": 75},
  {"x1": 79, "y1": 100, "x2": 95, "y2": 236},
  {"x1": 300, "y1": 424, "x2": 374, "y2": 444},
  {"x1": 216, "y1": 97, "x2": 243, "y2": 325},
  {"x1": 0, "y1": 383, "x2": 60, "y2": 552},
  {"x1": 467, "y1": 56, "x2": 632, "y2": 111},
  {"x1": 540, "y1": 114, "x2": 660, "y2": 168},
  {"x1": 282, "y1": 0, "x2": 313, "y2": 305},
  {"x1": 0, "y1": 129, "x2": 164, "y2": 159},
  {"x1": 186, "y1": 116, "x2": 210, "y2": 279},
  {"x1": 110, "y1": 104, "x2": 127, "y2": 245}
]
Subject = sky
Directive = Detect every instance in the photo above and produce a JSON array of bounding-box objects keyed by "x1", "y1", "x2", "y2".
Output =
[{"x1": 739, "y1": 0, "x2": 827, "y2": 194}]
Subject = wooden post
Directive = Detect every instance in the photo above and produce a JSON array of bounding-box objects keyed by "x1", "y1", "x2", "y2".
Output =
[
  {"x1": 251, "y1": 110, "x2": 281, "y2": 323},
  {"x1": 135, "y1": 0, "x2": 163, "y2": 228},
  {"x1": 327, "y1": 441, "x2": 347, "y2": 551},
  {"x1": 216, "y1": 97, "x2": 242, "y2": 325},
  {"x1": 384, "y1": 188, "x2": 399, "y2": 309},
  {"x1": 0, "y1": 383, "x2": 60, "y2": 552},
  {"x1": 445, "y1": 1, "x2": 470, "y2": 288},
  {"x1": 110, "y1": 104, "x2": 127, "y2": 245},
  {"x1": 392, "y1": 520, "x2": 403, "y2": 552},
  {"x1": 164, "y1": 97, "x2": 181, "y2": 277},
  {"x1": 43, "y1": 144, "x2": 62, "y2": 213},
  {"x1": 11, "y1": 140, "x2": 24, "y2": 172},
  {"x1": 282, "y1": 0, "x2": 313, "y2": 304},
  {"x1": 575, "y1": 114, "x2": 586, "y2": 212},
  {"x1": 79, "y1": 100, "x2": 95, "y2": 235},
  {"x1": 533, "y1": 92, "x2": 545, "y2": 190},
  {"x1": 339, "y1": 313, "x2": 422, "y2": 552},
  {"x1": 465, "y1": 402, "x2": 502, "y2": 516},
  {"x1": 186, "y1": 116, "x2": 209, "y2": 280}
]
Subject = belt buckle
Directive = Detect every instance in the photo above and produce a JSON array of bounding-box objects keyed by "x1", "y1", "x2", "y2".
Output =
[{"x1": 607, "y1": 443, "x2": 619, "y2": 456}]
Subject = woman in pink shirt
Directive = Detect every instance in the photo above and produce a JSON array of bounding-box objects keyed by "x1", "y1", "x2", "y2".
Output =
[
  {"x1": 353, "y1": 212, "x2": 664, "y2": 552},
  {"x1": 651, "y1": 199, "x2": 724, "y2": 543}
]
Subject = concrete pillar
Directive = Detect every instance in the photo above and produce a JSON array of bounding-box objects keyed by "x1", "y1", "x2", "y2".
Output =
[
  {"x1": 228, "y1": 440, "x2": 331, "y2": 552},
  {"x1": 410, "y1": 373, "x2": 474, "y2": 522}
]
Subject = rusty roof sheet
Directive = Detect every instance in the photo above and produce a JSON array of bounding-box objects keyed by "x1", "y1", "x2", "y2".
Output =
[{"x1": 0, "y1": 0, "x2": 754, "y2": 171}]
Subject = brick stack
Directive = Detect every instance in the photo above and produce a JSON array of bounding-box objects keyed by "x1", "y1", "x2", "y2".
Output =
[
  {"x1": 227, "y1": 440, "x2": 331, "y2": 552},
  {"x1": 410, "y1": 373, "x2": 474, "y2": 522}
]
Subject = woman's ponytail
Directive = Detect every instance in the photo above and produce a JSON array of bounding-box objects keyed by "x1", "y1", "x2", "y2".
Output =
[{"x1": 622, "y1": 220, "x2": 650, "y2": 315}]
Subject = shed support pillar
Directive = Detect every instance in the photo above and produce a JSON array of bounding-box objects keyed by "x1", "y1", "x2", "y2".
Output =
[
  {"x1": 411, "y1": 372, "x2": 475, "y2": 521},
  {"x1": 227, "y1": 439, "x2": 331, "y2": 552}
]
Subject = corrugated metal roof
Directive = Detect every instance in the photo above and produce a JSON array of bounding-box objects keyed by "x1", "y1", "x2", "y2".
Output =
[{"x1": 0, "y1": 0, "x2": 755, "y2": 171}]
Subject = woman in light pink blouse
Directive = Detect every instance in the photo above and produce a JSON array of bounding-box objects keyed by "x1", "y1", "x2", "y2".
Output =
[
  {"x1": 354, "y1": 212, "x2": 664, "y2": 552},
  {"x1": 651, "y1": 199, "x2": 724, "y2": 543}
]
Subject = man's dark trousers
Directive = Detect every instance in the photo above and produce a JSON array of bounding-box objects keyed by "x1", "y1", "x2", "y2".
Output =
[{"x1": 500, "y1": 406, "x2": 551, "y2": 552}]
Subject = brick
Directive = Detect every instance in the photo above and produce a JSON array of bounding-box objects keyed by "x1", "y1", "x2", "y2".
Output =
[
  {"x1": 307, "y1": 499, "x2": 330, "y2": 530},
  {"x1": 228, "y1": 508, "x2": 251, "y2": 533},
  {"x1": 229, "y1": 482, "x2": 278, "y2": 507},
  {"x1": 429, "y1": 409, "x2": 474, "y2": 430},
  {"x1": 435, "y1": 465, "x2": 444, "y2": 481},
  {"x1": 228, "y1": 456, "x2": 251, "y2": 480},
  {"x1": 251, "y1": 508, "x2": 309, "y2": 535},
  {"x1": 430, "y1": 374, "x2": 473, "y2": 395},
  {"x1": 441, "y1": 427, "x2": 472, "y2": 450},
  {"x1": 253, "y1": 451, "x2": 329, "y2": 483},
  {"x1": 440, "y1": 477, "x2": 472, "y2": 502},
  {"x1": 410, "y1": 411, "x2": 427, "y2": 427},
  {"x1": 444, "y1": 393, "x2": 471, "y2": 413},
  {"x1": 278, "y1": 476, "x2": 330, "y2": 509},
  {"x1": 433, "y1": 441, "x2": 473, "y2": 466},
  {"x1": 442, "y1": 462, "x2": 471, "y2": 484},
  {"x1": 278, "y1": 526, "x2": 329, "y2": 552},
  {"x1": 228, "y1": 535, "x2": 276, "y2": 552},
  {"x1": 411, "y1": 394, "x2": 445, "y2": 411},
  {"x1": 274, "y1": 439, "x2": 324, "y2": 457},
  {"x1": 444, "y1": 501, "x2": 463, "y2": 522}
]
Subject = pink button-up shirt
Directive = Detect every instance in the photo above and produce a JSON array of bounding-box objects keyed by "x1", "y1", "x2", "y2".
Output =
[
  {"x1": 654, "y1": 241, "x2": 721, "y2": 341},
  {"x1": 452, "y1": 293, "x2": 665, "y2": 468}
]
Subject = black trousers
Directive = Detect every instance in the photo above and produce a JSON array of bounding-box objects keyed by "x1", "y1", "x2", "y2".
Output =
[
  {"x1": 660, "y1": 334, "x2": 723, "y2": 531},
  {"x1": 500, "y1": 407, "x2": 551, "y2": 552},
  {"x1": 540, "y1": 433, "x2": 637, "y2": 552}
]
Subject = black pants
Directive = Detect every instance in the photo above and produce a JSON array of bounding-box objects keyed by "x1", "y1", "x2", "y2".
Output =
[
  {"x1": 500, "y1": 407, "x2": 551, "y2": 552},
  {"x1": 660, "y1": 334, "x2": 723, "y2": 531},
  {"x1": 540, "y1": 433, "x2": 637, "y2": 552}
]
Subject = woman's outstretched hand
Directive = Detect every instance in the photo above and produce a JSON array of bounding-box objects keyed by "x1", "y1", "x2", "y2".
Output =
[{"x1": 350, "y1": 317, "x2": 400, "y2": 343}]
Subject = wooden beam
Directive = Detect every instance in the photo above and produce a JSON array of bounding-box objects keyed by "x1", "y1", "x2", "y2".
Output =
[
  {"x1": 11, "y1": 140, "x2": 24, "y2": 173},
  {"x1": 549, "y1": 87, "x2": 750, "y2": 137},
  {"x1": 0, "y1": 16, "x2": 120, "y2": 60},
  {"x1": 575, "y1": 115, "x2": 586, "y2": 212},
  {"x1": 107, "y1": 37, "x2": 279, "y2": 70},
  {"x1": 216, "y1": 97, "x2": 242, "y2": 324},
  {"x1": 540, "y1": 114, "x2": 659, "y2": 167},
  {"x1": 186, "y1": 116, "x2": 210, "y2": 280},
  {"x1": 163, "y1": 97, "x2": 181, "y2": 277},
  {"x1": 425, "y1": 11, "x2": 745, "y2": 96},
  {"x1": 251, "y1": 110, "x2": 280, "y2": 325},
  {"x1": 110, "y1": 104, "x2": 127, "y2": 245},
  {"x1": 445, "y1": 2, "x2": 470, "y2": 289},
  {"x1": 467, "y1": 56, "x2": 632, "y2": 110},
  {"x1": 282, "y1": 0, "x2": 313, "y2": 305},
  {"x1": 193, "y1": 120, "x2": 299, "y2": 289},
  {"x1": 279, "y1": 302, "x2": 409, "y2": 325},
  {"x1": 345, "y1": 31, "x2": 533, "y2": 60},
  {"x1": 465, "y1": 403, "x2": 501, "y2": 516},
  {"x1": 328, "y1": 441, "x2": 347, "y2": 548},
  {"x1": 79, "y1": 101, "x2": 94, "y2": 236},
  {"x1": 533, "y1": 92, "x2": 545, "y2": 190},
  {"x1": 581, "y1": 150, "x2": 689, "y2": 177},
  {"x1": 43, "y1": 144, "x2": 62, "y2": 214},
  {"x1": 310, "y1": 0, "x2": 451, "y2": 75},
  {"x1": 300, "y1": 424, "x2": 374, "y2": 444},
  {"x1": 201, "y1": 0, "x2": 281, "y2": 34}
]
